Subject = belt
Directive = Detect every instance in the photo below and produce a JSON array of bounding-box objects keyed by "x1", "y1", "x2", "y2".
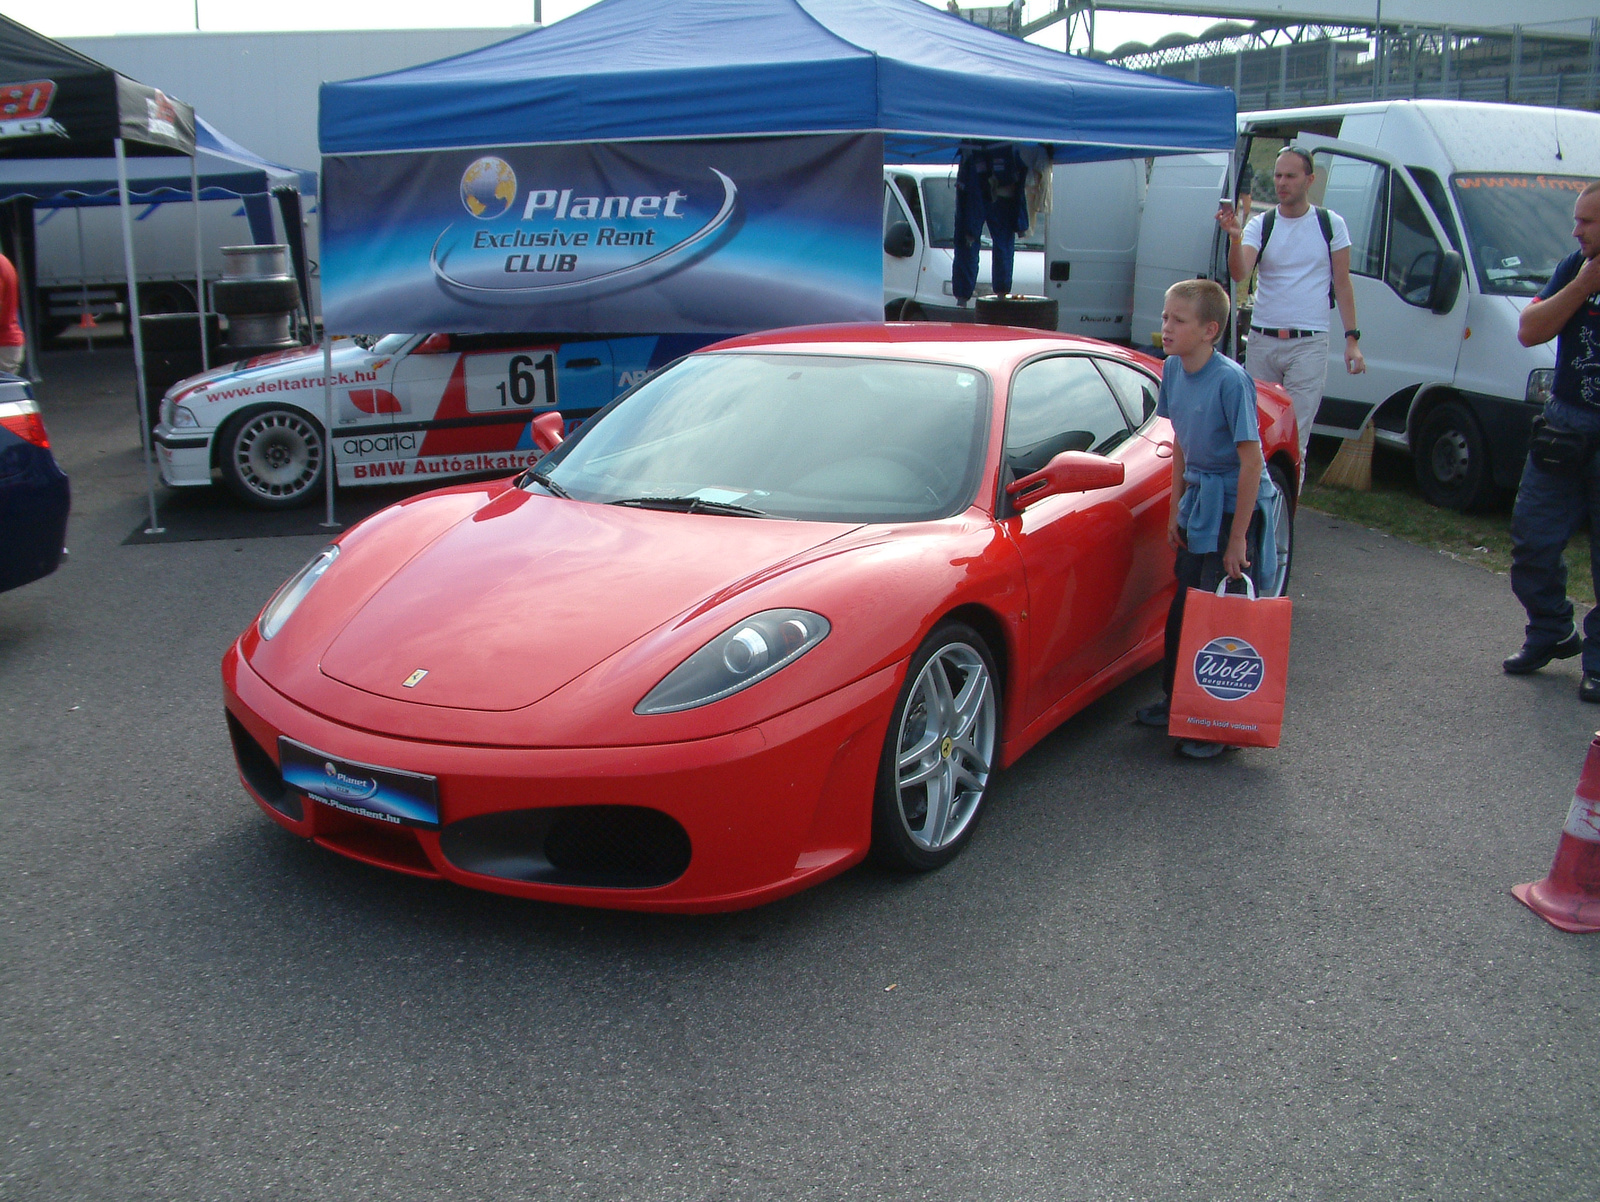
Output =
[{"x1": 1250, "y1": 325, "x2": 1323, "y2": 340}]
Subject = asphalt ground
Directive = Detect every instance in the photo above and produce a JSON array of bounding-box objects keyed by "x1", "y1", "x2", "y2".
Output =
[{"x1": 3, "y1": 349, "x2": 1598, "y2": 1201}]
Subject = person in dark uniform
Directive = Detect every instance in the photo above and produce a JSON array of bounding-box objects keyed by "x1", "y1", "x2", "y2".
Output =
[
  {"x1": 1504, "y1": 180, "x2": 1600, "y2": 699},
  {"x1": 951, "y1": 143, "x2": 1029, "y2": 308}
]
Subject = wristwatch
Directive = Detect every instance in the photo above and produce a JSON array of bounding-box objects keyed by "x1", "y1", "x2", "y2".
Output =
[{"x1": 1345, "y1": 329, "x2": 1361, "y2": 341}]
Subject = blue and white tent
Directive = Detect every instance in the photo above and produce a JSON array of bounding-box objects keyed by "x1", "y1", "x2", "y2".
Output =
[{"x1": 320, "y1": 0, "x2": 1236, "y2": 163}]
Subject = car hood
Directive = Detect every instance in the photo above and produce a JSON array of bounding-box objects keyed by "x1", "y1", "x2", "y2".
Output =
[{"x1": 317, "y1": 489, "x2": 858, "y2": 712}]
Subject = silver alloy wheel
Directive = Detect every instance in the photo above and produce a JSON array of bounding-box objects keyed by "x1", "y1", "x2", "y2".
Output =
[
  {"x1": 892, "y1": 641, "x2": 997, "y2": 852},
  {"x1": 230, "y1": 409, "x2": 323, "y2": 503}
]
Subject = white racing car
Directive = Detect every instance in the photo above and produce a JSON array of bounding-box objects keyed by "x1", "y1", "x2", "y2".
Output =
[{"x1": 153, "y1": 332, "x2": 710, "y2": 508}]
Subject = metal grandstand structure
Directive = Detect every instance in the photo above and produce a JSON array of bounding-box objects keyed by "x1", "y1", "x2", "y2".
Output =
[{"x1": 952, "y1": 1, "x2": 1600, "y2": 111}]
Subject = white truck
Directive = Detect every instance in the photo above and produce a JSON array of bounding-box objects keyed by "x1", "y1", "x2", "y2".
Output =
[
  {"x1": 33, "y1": 199, "x2": 266, "y2": 341},
  {"x1": 883, "y1": 159, "x2": 1152, "y2": 340},
  {"x1": 1129, "y1": 100, "x2": 1600, "y2": 510}
]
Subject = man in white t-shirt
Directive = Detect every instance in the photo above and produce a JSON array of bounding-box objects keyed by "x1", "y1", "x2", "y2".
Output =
[{"x1": 1216, "y1": 147, "x2": 1366, "y2": 466}]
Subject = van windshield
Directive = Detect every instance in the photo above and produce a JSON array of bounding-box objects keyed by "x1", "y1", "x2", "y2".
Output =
[
  {"x1": 1450, "y1": 174, "x2": 1587, "y2": 296},
  {"x1": 920, "y1": 175, "x2": 1046, "y2": 252}
]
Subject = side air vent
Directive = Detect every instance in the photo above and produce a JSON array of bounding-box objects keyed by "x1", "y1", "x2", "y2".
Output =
[{"x1": 225, "y1": 711, "x2": 302, "y2": 821}]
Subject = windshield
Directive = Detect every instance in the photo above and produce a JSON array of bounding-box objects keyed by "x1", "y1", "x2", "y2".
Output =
[
  {"x1": 369, "y1": 333, "x2": 415, "y2": 356},
  {"x1": 1450, "y1": 174, "x2": 1587, "y2": 296},
  {"x1": 920, "y1": 175, "x2": 1045, "y2": 252},
  {"x1": 531, "y1": 352, "x2": 991, "y2": 523}
]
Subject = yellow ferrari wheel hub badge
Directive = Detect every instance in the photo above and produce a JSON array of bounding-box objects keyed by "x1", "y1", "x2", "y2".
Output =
[{"x1": 940, "y1": 736, "x2": 953, "y2": 759}]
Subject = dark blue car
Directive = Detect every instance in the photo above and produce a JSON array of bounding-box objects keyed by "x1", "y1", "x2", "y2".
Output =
[{"x1": 0, "y1": 374, "x2": 69, "y2": 593}]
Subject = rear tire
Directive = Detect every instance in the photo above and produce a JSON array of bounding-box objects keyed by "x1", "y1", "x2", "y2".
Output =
[
  {"x1": 1265, "y1": 460, "x2": 1296, "y2": 596},
  {"x1": 1414, "y1": 400, "x2": 1494, "y2": 511},
  {"x1": 218, "y1": 406, "x2": 326, "y2": 510},
  {"x1": 871, "y1": 622, "x2": 1000, "y2": 872}
]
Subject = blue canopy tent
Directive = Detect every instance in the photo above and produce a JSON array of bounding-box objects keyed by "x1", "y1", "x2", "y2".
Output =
[
  {"x1": 309, "y1": 0, "x2": 1237, "y2": 525},
  {"x1": 319, "y1": 0, "x2": 1235, "y2": 163}
]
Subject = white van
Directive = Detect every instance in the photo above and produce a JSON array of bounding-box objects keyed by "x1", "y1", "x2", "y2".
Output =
[
  {"x1": 883, "y1": 161, "x2": 1147, "y2": 337},
  {"x1": 1132, "y1": 100, "x2": 1600, "y2": 510},
  {"x1": 883, "y1": 165, "x2": 1044, "y2": 319}
]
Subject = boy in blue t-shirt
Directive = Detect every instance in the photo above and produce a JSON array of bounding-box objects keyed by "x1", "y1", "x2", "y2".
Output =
[{"x1": 1135, "y1": 279, "x2": 1267, "y2": 758}]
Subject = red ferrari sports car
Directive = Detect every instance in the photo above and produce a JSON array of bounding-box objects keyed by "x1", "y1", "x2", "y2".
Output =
[{"x1": 224, "y1": 323, "x2": 1299, "y2": 912}]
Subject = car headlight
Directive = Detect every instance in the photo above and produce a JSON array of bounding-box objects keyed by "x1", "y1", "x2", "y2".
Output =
[
  {"x1": 170, "y1": 404, "x2": 199, "y2": 428},
  {"x1": 636, "y1": 608, "x2": 830, "y2": 715},
  {"x1": 1527, "y1": 369, "x2": 1554, "y2": 407},
  {"x1": 257, "y1": 545, "x2": 339, "y2": 640}
]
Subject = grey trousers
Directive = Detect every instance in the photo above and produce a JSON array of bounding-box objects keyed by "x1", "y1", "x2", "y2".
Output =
[{"x1": 1245, "y1": 329, "x2": 1329, "y2": 465}]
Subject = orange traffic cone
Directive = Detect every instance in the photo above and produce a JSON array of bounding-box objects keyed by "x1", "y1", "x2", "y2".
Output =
[
  {"x1": 1512, "y1": 731, "x2": 1600, "y2": 933},
  {"x1": 77, "y1": 310, "x2": 97, "y2": 329}
]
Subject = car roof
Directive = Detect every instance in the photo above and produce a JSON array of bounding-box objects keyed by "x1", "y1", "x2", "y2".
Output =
[{"x1": 700, "y1": 322, "x2": 1163, "y2": 377}]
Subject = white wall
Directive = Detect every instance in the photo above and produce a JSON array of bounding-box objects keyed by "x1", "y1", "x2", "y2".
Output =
[{"x1": 63, "y1": 28, "x2": 532, "y2": 173}]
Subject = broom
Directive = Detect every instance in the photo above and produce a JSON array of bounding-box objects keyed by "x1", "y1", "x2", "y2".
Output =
[{"x1": 1319, "y1": 419, "x2": 1374, "y2": 491}]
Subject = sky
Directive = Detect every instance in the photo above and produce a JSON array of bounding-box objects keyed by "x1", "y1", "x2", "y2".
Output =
[{"x1": 6, "y1": 0, "x2": 1217, "y2": 57}]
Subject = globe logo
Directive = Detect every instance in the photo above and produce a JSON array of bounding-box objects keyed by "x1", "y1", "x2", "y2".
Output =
[
  {"x1": 1192, "y1": 637, "x2": 1265, "y2": 701},
  {"x1": 460, "y1": 157, "x2": 517, "y2": 220}
]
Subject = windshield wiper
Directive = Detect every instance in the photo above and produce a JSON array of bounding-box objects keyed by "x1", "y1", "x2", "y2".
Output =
[
  {"x1": 524, "y1": 470, "x2": 571, "y2": 499},
  {"x1": 609, "y1": 495, "x2": 774, "y2": 518}
]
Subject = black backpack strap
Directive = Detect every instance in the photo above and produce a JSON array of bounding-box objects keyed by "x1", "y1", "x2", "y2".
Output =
[
  {"x1": 1315, "y1": 206, "x2": 1335, "y2": 307},
  {"x1": 1259, "y1": 207, "x2": 1275, "y2": 255}
]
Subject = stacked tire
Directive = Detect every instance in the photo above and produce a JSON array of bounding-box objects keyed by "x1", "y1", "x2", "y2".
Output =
[
  {"x1": 974, "y1": 294, "x2": 1059, "y2": 331},
  {"x1": 213, "y1": 245, "x2": 302, "y2": 359}
]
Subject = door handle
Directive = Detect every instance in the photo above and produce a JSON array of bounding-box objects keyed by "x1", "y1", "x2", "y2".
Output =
[{"x1": 564, "y1": 357, "x2": 602, "y2": 369}]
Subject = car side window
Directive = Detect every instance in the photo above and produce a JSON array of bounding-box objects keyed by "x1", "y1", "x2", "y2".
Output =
[
  {"x1": 1385, "y1": 179, "x2": 1447, "y2": 307},
  {"x1": 882, "y1": 183, "x2": 902, "y2": 240},
  {"x1": 893, "y1": 174, "x2": 925, "y2": 236},
  {"x1": 1093, "y1": 358, "x2": 1160, "y2": 427},
  {"x1": 1407, "y1": 166, "x2": 1464, "y2": 255},
  {"x1": 1312, "y1": 152, "x2": 1387, "y2": 278},
  {"x1": 1004, "y1": 356, "x2": 1132, "y2": 476}
]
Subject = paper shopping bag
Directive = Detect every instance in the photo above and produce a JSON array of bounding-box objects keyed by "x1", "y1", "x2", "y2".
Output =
[{"x1": 1168, "y1": 577, "x2": 1292, "y2": 748}]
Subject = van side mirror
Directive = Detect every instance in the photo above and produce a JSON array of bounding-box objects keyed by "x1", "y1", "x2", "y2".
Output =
[
  {"x1": 414, "y1": 332, "x2": 452, "y2": 354},
  {"x1": 531, "y1": 411, "x2": 565, "y2": 454},
  {"x1": 883, "y1": 220, "x2": 916, "y2": 259},
  {"x1": 1006, "y1": 451, "x2": 1125, "y2": 510},
  {"x1": 1429, "y1": 250, "x2": 1464, "y2": 315}
]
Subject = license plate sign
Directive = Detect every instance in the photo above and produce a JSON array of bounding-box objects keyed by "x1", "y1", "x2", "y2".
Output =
[{"x1": 278, "y1": 738, "x2": 440, "y2": 830}]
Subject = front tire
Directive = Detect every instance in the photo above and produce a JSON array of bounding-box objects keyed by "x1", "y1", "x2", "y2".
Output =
[
  {"x1": 219, "y1": 407, "x2": 326, "y2": 509},
  {"x1": 872, "y1": 622, "x2": 1000, "y2": 872},
  {"x1": 1414, "y1": 400, "x2": 1493, "y2": 511}
]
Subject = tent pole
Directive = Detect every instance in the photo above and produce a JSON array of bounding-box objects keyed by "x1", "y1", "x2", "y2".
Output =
[
  {"x1": 117, "y1": 138, "x2": 162, "y2": 535},
  {"x1": 75, "y1": 207, "x2": 93, "y2": 354},
  {"x1": 192, "y1": 154, "x2": 208, "y2": 370},
  {"x1": 320, "y1": 335, "x2": 338, "y2": 529},
  {"x1": 1224, "y1": 148, "x2": 1238, "y2": 362}
]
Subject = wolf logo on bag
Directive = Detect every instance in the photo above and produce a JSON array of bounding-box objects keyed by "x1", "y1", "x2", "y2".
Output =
[{"x1": 1193, "y1": 638, "x2": 1266, "y2": 701}]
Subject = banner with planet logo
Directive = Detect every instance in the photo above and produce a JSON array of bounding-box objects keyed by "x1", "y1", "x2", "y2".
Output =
[{"x1": 321, "y1": 133, "x2": 884, "y2": 335}]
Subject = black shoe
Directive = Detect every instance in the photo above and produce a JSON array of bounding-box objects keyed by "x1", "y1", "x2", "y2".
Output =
[
  {"x1": 1503, "y1": 630, "x2": 1582, "y2": 674},
  {"x1": 1135, "y1": 697, "x2": 1170, "y2": 727},
  {"x1": 1581, "y1": 673, "x2": 1600, "y2": 703},
  {"x1": 1177, "y1": 739, "x2": 1230, "y2": 760}
]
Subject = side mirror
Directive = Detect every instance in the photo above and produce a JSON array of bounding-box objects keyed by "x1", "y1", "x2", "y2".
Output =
[
  {"x1": 1006, "y1": 450, "x2": 1124, "y2": 510},
  {"x1": 413, "y1": 332, "x2": 451, "y2": 354},
  {"x1": 531, "y1": 411, "x2": 565, "y2": 454},
  {"x1": 883, "y1": 220, "x2": 916, "y2": 259},
  {"x1": 1429, "y1": 249, "x2": 1464, "y2": 315}
]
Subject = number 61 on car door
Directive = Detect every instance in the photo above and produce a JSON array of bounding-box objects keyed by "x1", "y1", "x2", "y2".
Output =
[{"x1": 464, "y1": 348, "x2": 558, "y2": 413}]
